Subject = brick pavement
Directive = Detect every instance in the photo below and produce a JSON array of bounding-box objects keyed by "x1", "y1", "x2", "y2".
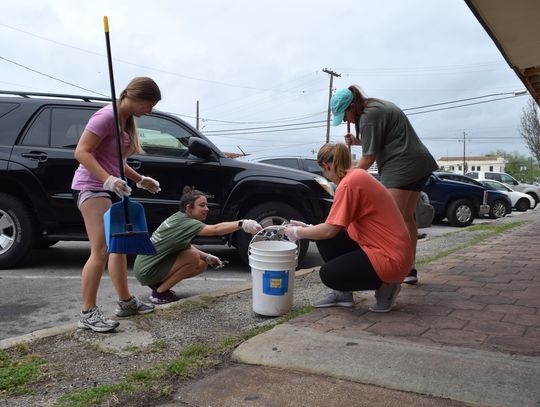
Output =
[{"x1": 290, "y1": 214, "x2": 540, "y2": 356}]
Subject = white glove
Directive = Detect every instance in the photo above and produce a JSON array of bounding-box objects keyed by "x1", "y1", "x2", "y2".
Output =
[
  {"x1": 103, "y1": 175, "x2": 132, "y2": 197},
  {"x1": 136, "y1": 175, "x2": 161, "y2": 193},
  {"x1": 290, "y1": 219, "x2": 309, "y2": 227},
  {"x1": 241, "y1": 219, "x2": 262, "y2": 234},
  {"x1": 284, "y1": 226, "x2": 301, "y2": 241},
  {"x1": 205, "y1": 254, "x2": 222, "y2": 267}
]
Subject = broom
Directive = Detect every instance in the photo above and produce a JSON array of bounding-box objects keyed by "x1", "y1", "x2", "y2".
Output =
[{"x1": 102, "y1": 16, "x2": 156, "y2": 255}]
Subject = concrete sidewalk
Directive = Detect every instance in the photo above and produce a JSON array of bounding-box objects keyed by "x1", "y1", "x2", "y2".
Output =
[{"x1": 180, "y1": 215, "x2": 540, "y2": 407}]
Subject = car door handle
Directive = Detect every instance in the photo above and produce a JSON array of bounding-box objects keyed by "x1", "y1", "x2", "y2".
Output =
[
  {"x1": 21, "y1": 151, "x2": 48, "y2": 162},
  {"x1": 127, "y1": 159, "x2": 141, "y2": 170}
]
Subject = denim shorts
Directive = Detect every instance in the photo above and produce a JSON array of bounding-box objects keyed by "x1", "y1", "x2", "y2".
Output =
[{"x1": 395, "y1": 175, "x2": 431, "y2": 191}]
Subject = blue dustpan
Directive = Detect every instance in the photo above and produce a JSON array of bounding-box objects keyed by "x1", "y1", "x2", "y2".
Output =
[{"x1": 104, "y1": 196, "x2": 156, "y2": 255}]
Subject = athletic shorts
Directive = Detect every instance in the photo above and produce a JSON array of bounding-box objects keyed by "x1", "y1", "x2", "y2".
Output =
[
  {"x1": 72, "y1": 190, "x2": 119, "y2": 210},
  {"x1": 394, "y1": 174, "x2": 431, "y2": 191}
]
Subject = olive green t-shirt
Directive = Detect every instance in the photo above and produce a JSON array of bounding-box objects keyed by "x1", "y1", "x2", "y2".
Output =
[
  {"x1": 359, "y1": 100, "x2": 438, "y2": 188},
  {"x1": 134, "y1": 212, "x2": 205, "y2": 284}
]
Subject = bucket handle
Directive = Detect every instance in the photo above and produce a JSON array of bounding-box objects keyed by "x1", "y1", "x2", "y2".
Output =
[{"x1": 249, "y1": 224, "x2": 297, "y2": 249}]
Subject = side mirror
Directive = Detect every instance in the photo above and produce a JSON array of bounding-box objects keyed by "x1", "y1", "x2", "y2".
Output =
[{"x1": 188, "y1": 137, "x2": 217, "y2": 161}]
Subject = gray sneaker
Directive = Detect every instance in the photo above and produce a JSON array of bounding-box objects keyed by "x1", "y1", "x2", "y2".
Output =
[
  {"x1": 369, "y1": 283, "x2": 401, "y2": 313},
  {"x1": 78, "y1": 307, "x2": 119, "y2": 333},
  {"x1": 313, "y1": 291, "x2": 354, "y2": 308},
  {"x1": 115, "y1": 296, "x2": 155, "y2": 317}
]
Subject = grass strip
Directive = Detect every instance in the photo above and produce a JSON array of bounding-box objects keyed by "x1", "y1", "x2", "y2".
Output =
[
  {"x1": 0, "y1": 350, "x2": 45, "y2": 395},
  {"x1": 417, "y1": 221, "x2": 524, "y2": 266},
  {"x1": 55, "y1": 305, "x2": 312, "y2": 406}
]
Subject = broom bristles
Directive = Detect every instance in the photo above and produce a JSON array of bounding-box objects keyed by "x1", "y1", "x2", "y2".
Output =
[{"x1": 107, "y1": 232, "x2": 156, "y2": 255}]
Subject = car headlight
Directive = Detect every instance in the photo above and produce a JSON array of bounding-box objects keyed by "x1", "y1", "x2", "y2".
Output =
[{"x1": 314, "y1": 175, "x2": 334, "y2": 197}]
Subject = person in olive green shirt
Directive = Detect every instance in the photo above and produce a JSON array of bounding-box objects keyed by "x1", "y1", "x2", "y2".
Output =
[
  {"x1": 134, "y1": 186, "x2": 262, "y2": 304},
  {"x1": 331, "y1": 86, "x2": 438, "y2": 285}
]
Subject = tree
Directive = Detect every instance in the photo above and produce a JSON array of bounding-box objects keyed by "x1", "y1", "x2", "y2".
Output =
[{"x1": 519, "y1": 99, "x2": 540, "y2": 167}]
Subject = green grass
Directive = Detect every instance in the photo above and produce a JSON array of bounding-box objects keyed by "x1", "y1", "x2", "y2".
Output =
[
  {"x1": 417, "y1": 221, "x2": 524, "y2": 266},
  {"x1": 0, "y1": 350, "x2": 45, "y2": 395},
  {"x1": 55, "y1": 305, "x2": 313, "y2": 406}
]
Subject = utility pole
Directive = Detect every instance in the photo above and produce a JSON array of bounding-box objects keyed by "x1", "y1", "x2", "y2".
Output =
[
  {"x1": 322, "y1": 68, "x2": 341, "y2": 143},
  {"x1": 462, "y1": 131, "x2": 467, "y2": 175},
  {"x1": 196, "y1": 100, "x2": 200, "y2": 130}
]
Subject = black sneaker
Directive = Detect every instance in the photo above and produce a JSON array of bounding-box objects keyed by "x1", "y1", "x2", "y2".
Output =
[
  {"x1": 149, "y1": 289, "x2": 181, "y2": 304},
  {"x1": 403, "y1": 269, "x2": 418, "y2": 285}
]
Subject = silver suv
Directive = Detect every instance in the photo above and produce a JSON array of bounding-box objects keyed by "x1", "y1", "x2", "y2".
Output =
[{"x1": 466, "y1": 171, "x2": 539, "y2": 208}]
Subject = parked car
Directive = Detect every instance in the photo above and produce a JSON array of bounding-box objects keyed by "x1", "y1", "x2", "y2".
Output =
[
  {"x1": 237, "y1": 155, "x2": 323, "y2": 176},
  {"x1": 478, "y1": 180, "x2": 535, "y2": 212},
  {"x1": 422, "y1": 173, "x2": 490, "y2": 227},
  {"x1": 0, "y1": 91, "x2": 334, "y2": 268},
  {"x1": 466, "y1": 171, "x2": 540, "y2": 207},
  {"x1": 434, "y1": 172, "x2": 512, "y2": 219}
]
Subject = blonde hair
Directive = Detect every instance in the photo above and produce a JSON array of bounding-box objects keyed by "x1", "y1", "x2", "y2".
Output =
[
  {"x1": 317, "y1": 143, "x2": 351, "y2": 181},
  {"x1": 118, "y1": 77, "x2": 161, "y2": 155}
]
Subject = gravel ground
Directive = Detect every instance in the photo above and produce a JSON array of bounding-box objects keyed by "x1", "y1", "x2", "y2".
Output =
[{"x1": 1, "y1": 212, "x2": 534, "y2": 407}]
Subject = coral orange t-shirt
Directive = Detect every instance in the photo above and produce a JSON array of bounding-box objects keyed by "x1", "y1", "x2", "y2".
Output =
[{"x1": 326, "y1": 169, "x2": 413, "y2": 283}]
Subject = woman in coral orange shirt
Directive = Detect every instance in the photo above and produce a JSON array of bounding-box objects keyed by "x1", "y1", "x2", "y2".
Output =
[{"x1": 284, "y1": 143, "x2": 412, "y2": 312}]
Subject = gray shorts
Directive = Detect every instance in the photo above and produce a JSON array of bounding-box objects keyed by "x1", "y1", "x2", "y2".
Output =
[{"x1": 72, "y1": 190, "x2": 118, "y2": 210}]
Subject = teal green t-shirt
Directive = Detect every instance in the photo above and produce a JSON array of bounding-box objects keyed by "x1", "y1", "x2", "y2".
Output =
[
  {"x1": 359, "y1": 100, "x2": 438, "y2": 188},
  {"x1": 133, "y1": 212, "x2": 205, "y2": 284}
]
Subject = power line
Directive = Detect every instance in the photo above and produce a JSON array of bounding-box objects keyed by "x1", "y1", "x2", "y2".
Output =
[{"x1": 0, "y1": 55, "x2": 107, "y2": 96}]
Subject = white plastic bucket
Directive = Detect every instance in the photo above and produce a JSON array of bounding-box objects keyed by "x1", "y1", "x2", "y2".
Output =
[{"x1": 249, "y1": 230, "x2": 297, "y2": 317}]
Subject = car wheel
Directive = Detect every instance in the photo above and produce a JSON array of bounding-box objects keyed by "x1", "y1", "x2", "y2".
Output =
[
  {"x1": 446, "y1": 199, "x2": 474, "y2": 227},
  {"x1": 0, "y1": 193, "x2": 36, "y2": 269},
  {"x1": 489, "y1": 199, "x2": 508, "y2": 219},
  {"x1": 526, "y1": 193, "x2": 538, "y2": 209},
  {"x1": 515, "y1": 198, "x2": 530, "y2": 212},
  {"x1": 236, "y1": 202, "x2": 309, "y2": 265}
]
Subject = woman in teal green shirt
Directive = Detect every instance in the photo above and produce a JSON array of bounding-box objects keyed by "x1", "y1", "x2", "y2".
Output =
[
  {"x1": 331, "y1": 86, "x2": 438, "y2": 284},
  {"x1": 134, "y1": 186, "x2": 262, "y2": 304}
]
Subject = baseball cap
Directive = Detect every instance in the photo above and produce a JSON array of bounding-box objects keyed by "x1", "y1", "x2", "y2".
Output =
[{"x1": 331, "y1": 88, "x2": 353, "y2": 126}]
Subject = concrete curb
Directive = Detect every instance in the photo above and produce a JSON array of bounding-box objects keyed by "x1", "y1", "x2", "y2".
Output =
[
  {"x1": 233, "y1": 323, "x2": 540, "y2": 407},
  {"x1": 0, "y1": 267, "x2": 318, "y2": 351}
]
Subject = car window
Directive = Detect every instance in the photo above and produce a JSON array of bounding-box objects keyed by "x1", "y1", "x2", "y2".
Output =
[
  {"x1": 22, "y1": 107, "x2": 97, "y2": 148},
  {"x1": 136, "y1": 115, "x2": 191, "y2": 158},
  {"x1": 499, "y1": 173, "x2": 518, "y2": 185},
  {"x1": 21, "y1": 108, "x2": 50, "y2": 146},
  {"x1": 51, "y1": 108, "x2": 95, "y2": 148},
  {"x1": 466, "y1": 172, "x2": 478, "y2": 178},
  {"x1": 483, "y1": 181, "x2": 509, "y2": 192},
  {"x1": 262, "y1": 158, "x2": 300, "y2": 169},
  {"x1": 304, "y1": 159, "x2": 323, "y2": 175},
  {"x1": 485, "y1": 173, "x2": 497, "y2": 181}
]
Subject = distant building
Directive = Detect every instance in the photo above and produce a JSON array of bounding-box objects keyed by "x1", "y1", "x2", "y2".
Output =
[{"x1": 437, "y1": 156, "x2": 505, "y2": 173}]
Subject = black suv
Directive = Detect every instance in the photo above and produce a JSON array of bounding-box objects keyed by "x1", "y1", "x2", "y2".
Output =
[{"x1": 0, "y1": 91, "x2": 333, "y2": 269}]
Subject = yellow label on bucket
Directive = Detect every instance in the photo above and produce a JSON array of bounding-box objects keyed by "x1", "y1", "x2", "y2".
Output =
[{"x1": 269, "y1": 279, "x2": 282, "y2": 288}]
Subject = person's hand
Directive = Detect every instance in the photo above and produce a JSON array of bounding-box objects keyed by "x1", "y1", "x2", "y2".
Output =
[
  {"x1": 136, "y1": 176, "x2": 161, "y2": 193},
  {"x1": 241, "y1": 219, "x2": 262, "y2": 234},
  {"x1": 284, "y1": 225, "x2": 301, "y2": 241},
  {"x1": 103, "y1": 175, "x2": 132, "y2": 197},
  {"x1": 289, "y1": 219, "x2": 309, "y2": 227},
  {"x1": 344, "y1": 133, "x2": 361, "y2": 146},
  {"x1": 205, "y1": 254, "x2": 222, "y2": 266}
]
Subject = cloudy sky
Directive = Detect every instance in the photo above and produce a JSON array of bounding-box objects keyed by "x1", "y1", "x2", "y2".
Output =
[{"x1": 0, "y1": 0, "x2": 532, "y2": 160}]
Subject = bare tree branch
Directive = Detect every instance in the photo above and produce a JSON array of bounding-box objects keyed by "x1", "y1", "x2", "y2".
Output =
[{"x1": 519, "y1": 99, "x2": 540, "y2": 166}]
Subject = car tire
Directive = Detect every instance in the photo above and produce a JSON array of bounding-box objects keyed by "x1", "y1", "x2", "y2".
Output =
[
  {"x1": 526, "y1": 193, "x2": 538, "y2": 209},
  {"x1": 446, "y1": 199, "x2": 474, "y2": 227},
  {"x1": 236, "y1": 202, "x2": 309, "y2": 266},
  {"x1": 0, "y1": 193, "x2": 36, "y2": 269},
  {"x1": 515, "y1": 198, "x2": 530, "y2": 212},
  {"x1": 489, "y1": 199, "x2": 508, "y2": 219}
]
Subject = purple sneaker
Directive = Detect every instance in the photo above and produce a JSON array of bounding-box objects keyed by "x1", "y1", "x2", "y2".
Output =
[{"x1": 149, "y1": 289, "x2": 180, "y2": 304}]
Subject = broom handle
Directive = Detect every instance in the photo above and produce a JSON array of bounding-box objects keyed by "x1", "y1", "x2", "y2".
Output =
[
  {"x1": 103, "y1": 16, "x2": 132, "y2": 229},
  {"x1": 347, "y1": 122, "x2": 351, "y2": 153}
]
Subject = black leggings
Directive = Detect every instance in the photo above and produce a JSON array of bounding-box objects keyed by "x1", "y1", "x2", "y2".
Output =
[{"x1": 316, "y1": 230, "x2": 382, "y2": 291}]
